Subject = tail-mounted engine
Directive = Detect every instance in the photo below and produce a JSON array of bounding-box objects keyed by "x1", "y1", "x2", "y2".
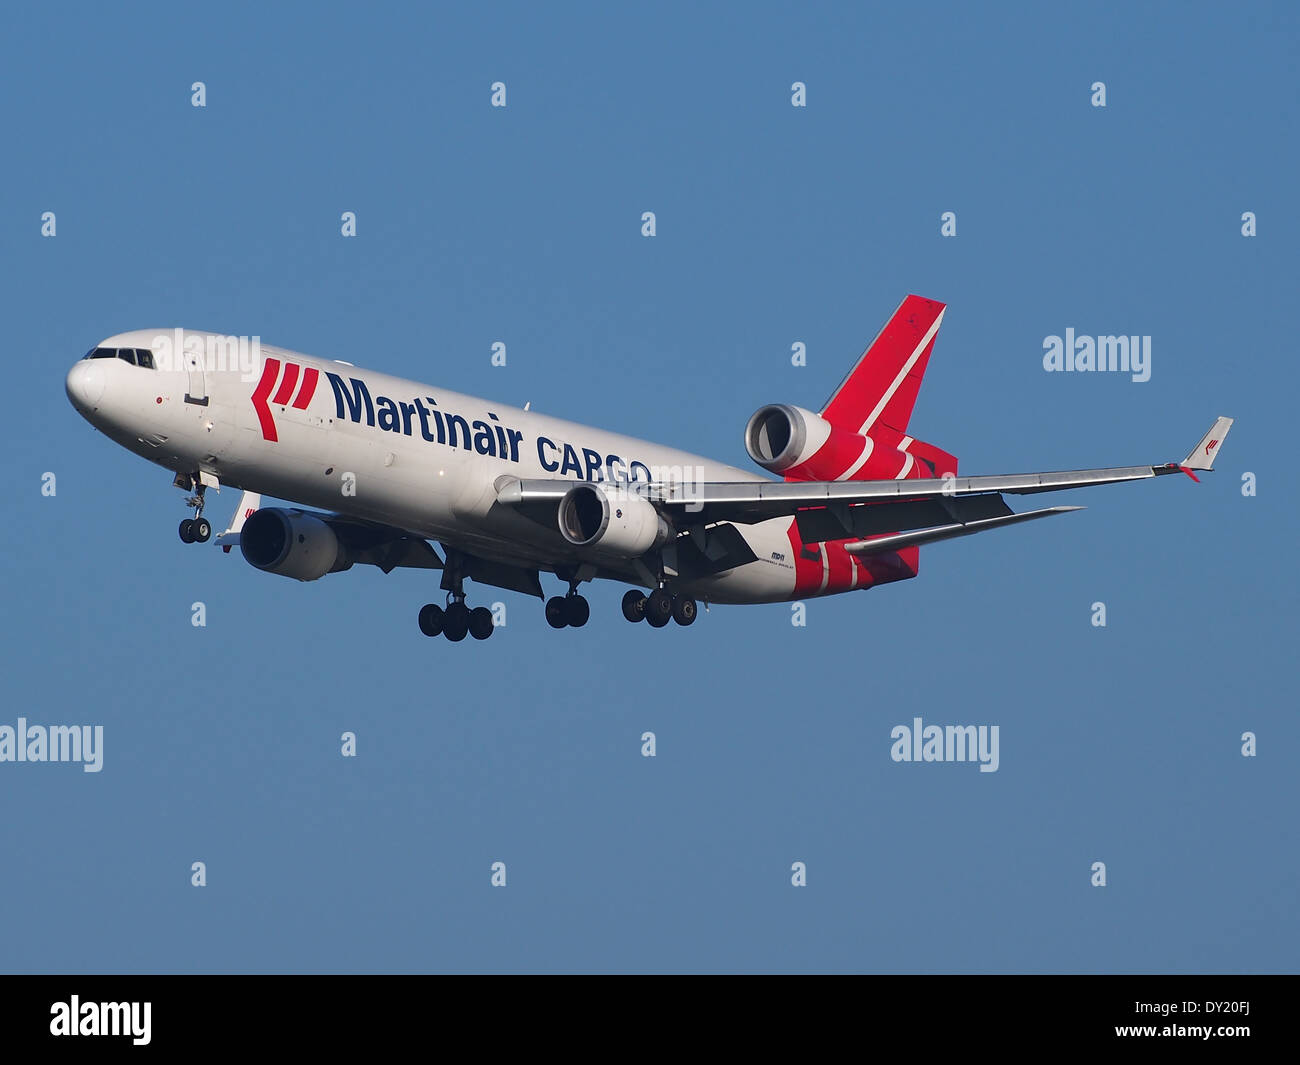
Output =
[
  {"x1": 745, "y1": 403, "x2": 956, "y2": 483},
  {"x1": 745, "y1": 403, "x2": 873, "y2": 481}
]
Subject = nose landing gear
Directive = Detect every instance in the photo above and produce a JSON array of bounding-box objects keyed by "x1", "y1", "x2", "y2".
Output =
[{"x1": 177, "y1": 474, "x2": 211, "y2": 543}]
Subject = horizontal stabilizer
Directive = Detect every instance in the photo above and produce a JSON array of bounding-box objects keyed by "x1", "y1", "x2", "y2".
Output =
[{"x1": 844, "y1": 506, "x2": 1083, "y2": 556}]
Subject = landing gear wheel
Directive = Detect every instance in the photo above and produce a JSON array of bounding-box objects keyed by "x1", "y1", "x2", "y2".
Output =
[
  {"x1": 178, "y1": 518, "x2": 195, "y2": 543},
  {"x1": 443, "y1": 602, "x2": 470, "y2": 642},
  {"x1": 672, "y1": 596, "x2": 698, "y2": 626},
  {"x1": 469, "y1": 606, "x2": 494, "y2": 640},
  {"x1": 545, "y1": 596, "x2": 568, "y2": 629},
  {"x1": 418, "y1": 603, "x2": 445, "y2": 637},
  {"x1": 193, "y1": 517, "x2": 212, "y2": 543},
  {"x1": 443, "y1": 602, "x2": 470, "y2": 641},
  {"x1": 565, "y1": 594, "x2": 590, "y2": 628},
  {"x1": 622, "y1": 590, "x2": 647, "y2": 623},
  {"x1": 645, "y1": 588, "x2": 673, "y2": 628}
]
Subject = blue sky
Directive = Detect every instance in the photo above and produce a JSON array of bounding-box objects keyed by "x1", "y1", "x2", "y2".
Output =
[{"x1": 2, "y1": 1, "x2": 1295, "y2": 972}]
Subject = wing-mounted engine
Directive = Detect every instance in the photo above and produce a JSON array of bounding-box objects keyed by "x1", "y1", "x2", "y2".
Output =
[
  {"x1": 240, "y1": 508, "x2": 442, "y2": 581},
  {"x1": 557, "y1": 482, "x2": 672, "y2": 558},
  {"x1": 241, "y1": 509, "x2": 345, "y2": 580}
]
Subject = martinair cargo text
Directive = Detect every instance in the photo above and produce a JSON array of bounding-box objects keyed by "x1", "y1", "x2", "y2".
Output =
[{"x1": 65, "y1": 296, "x2": 1233, "y2": 641}]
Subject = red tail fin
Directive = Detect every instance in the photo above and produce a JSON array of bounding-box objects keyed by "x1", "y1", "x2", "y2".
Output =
[{"x1": 820, "y1": 295, "x2": 946, "y2": 436}]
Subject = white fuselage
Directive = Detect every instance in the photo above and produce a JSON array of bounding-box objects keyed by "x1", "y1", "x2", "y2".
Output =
[{"x1": 67, "y1": 331, "x2": 808, "y2": 603}]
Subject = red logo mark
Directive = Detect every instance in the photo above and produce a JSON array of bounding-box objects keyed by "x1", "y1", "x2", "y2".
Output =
[
  {"x1": 251, "y1": 359, "x2": 319, "y2": 441},
  {"x1": 1205, "y1": 438, "x2": 1219, "y2": 455}
]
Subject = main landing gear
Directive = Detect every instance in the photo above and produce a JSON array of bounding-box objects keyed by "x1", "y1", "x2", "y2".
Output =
[
  {"x1": 418, "y1": 596, "x2": 494, "y2": 642},
  {"x1": 622, "y1": 586, "x2": 697, "y2": 628},
  {"x1": 177, "y1": 474, "x2": 211, "y2": 544},
  {"x1": 546, "y1": 580, "x2": 590, "y2": 630},
  {"x1": 417, "y1": 551, "x2": 494, "y2": 641}
]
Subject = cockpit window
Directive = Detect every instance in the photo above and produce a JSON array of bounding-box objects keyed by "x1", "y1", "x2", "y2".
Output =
[{"x1": 81, "y1": 345, "x2": 156, "y2": 367}]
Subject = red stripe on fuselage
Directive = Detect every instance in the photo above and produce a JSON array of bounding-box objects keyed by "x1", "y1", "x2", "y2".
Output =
[
  {"x1": 786, "y1": 519, "x2": 826, "y2": 598},
  {"x1": 292, "y1": 367, "x2": 319, "y2": 409},
  {"x1": 271, "y1": 362, "x2": 300, "y2": 406},
  {"x1": 823, "y1": 540, "x2": 855, "y2": 593},
  {"x1": 251, "y1": 358, "x2": 281, "y2": 442}
]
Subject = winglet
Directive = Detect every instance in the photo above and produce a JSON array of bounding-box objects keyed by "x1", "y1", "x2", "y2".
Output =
[{"x1": 1181, "y1": 417, "x2": 1234, "y2": 473}]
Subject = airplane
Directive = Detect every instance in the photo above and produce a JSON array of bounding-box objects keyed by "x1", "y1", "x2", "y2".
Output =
[{"x1": 64, "y1": 295, "x2": 1233, "y2": 642}]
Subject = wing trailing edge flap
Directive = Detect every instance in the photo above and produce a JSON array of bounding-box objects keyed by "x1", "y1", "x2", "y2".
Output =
[
  {"x1": 795, "y1": 493, "x2": 1015, "y2": 544},
  {"x1": 445, "y1": 551, "x2": 545, "y2": 599},
  {"x1": 351, "y1": 536, "x2": 443, "y2": 574},
  {"x1": 844, "y1": 506, "x2": 1083, "y2": 556}
]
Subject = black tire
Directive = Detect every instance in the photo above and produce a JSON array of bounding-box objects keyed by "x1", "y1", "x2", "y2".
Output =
[
  {"x1": 565, "y1": 595, "x2": 590, "y2": 628},
  {"x1": 178, "y1": 518, "x2": 195, "y2": 543},
  {"x1": 622, "y1": 590, "x2": 647, "y2": 623},
  {"x1": 418, "y1": 603, "x2": 444, "y2": 637},
  {"x1": 444, "y1": 602, "x2": 470, "y2": 642},
  {"x1": 672, "y1": 596, "x2": 698, "y2": 626},
  {"x1": 193, "y1": 517, "x2": 212, "y2": 543},
  {"x1": 545, "y1": 596, "x2": 568, "y2": 629},
  {"x1": 469, "y1": 606, "x2": 494, "y2": 640},
  {"x1": 645, "y1": 588, "x2": 673, "y2": 628}
]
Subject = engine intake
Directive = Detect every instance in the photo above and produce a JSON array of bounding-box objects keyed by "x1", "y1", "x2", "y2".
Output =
[
  {"x1": 557, "y1": 482, "x2": 670, "y2": 558},
  {"x1": 744, "y1": 404, "x2": 833, "y2": 473},
  {"x1": 240, "y1": 508, "x2": 347, "y2": 581}
]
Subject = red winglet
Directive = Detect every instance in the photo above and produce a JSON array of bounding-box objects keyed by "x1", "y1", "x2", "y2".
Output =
[{"x1": 1179, "y1": 465, "x2": 1201, "y2": 483}]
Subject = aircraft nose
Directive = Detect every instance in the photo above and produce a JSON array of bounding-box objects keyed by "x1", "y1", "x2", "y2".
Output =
[{"x1": 66, "y1": 359, "x2": 105, "y2": 413}]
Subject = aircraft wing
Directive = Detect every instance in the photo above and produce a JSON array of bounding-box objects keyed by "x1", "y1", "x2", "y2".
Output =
[{"x1": 496, "y1": 417, "x2": 1233, "y2": 548}]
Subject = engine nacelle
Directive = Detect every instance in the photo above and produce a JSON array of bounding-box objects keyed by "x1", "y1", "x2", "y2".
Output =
[
  {"x1": 745, "y1": 403, "x2": 845, "y2": 474},
  {"x1": 240, "y1": 508, "x2": 347, "y2": 581},
  {"x1": 557, "y1": 482, "x2": 671, "y2": 558},
  {"x1": 747, "y1": 403, "x2": 956, "y2": 482}
]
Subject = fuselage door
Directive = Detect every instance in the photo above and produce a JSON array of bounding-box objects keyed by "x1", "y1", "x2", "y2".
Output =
[{"x1": 184, "y1": 347, "x2": 208, "y2": 406}]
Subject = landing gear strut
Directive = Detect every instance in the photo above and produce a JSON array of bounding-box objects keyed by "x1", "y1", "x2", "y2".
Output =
[
  {"x1": 417, "y1": 552, "x2": 494, "y2": 641},
  {"x1": 177, "y1": 474, "x2": 211, "y2": 544}
]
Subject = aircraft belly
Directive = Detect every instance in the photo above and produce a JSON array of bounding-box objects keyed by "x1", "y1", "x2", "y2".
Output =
[{"x1": 679, "y1": 518, "x2": 798, "y2": 604}]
